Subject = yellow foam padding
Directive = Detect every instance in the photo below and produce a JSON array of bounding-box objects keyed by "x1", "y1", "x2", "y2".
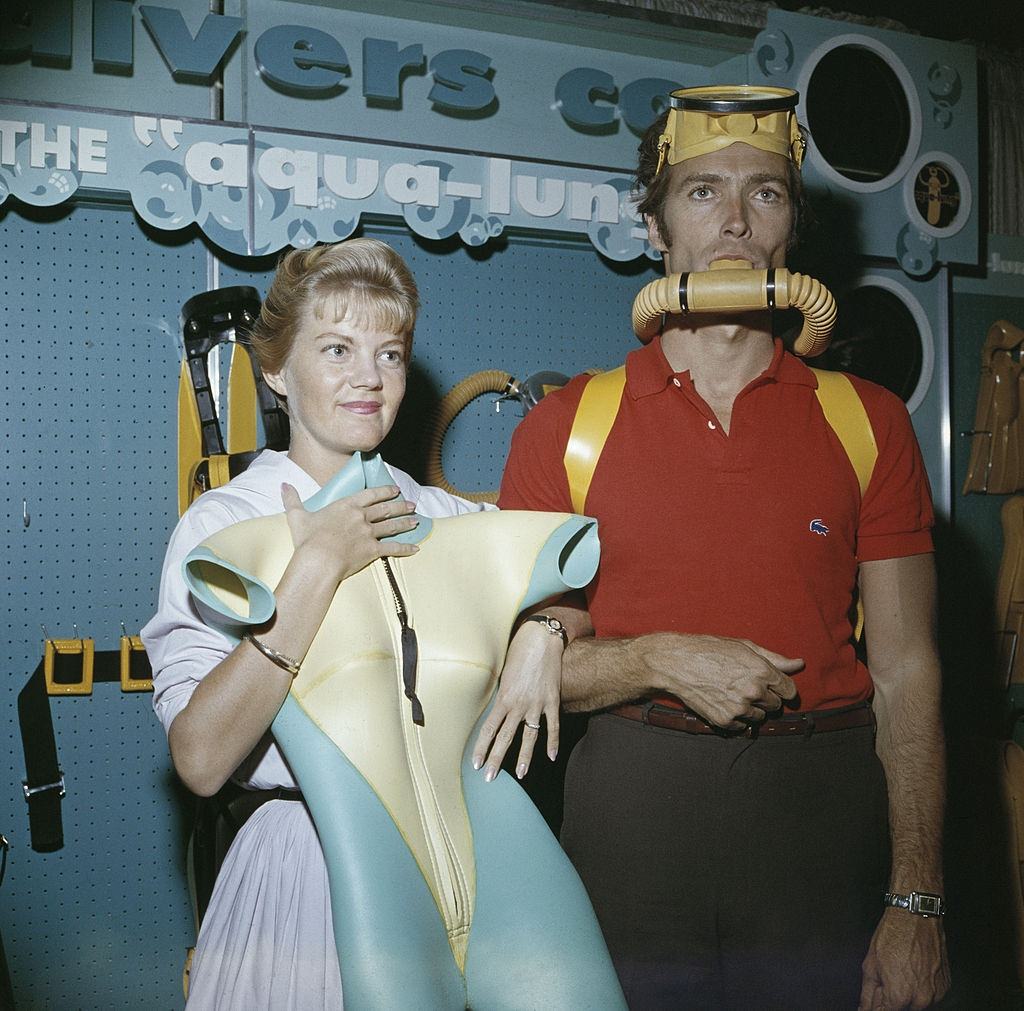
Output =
[
  {"x1": 659, "y1": 85, "x2": 804, "y2": 171},
  {"x1": 564, "y1": 367, "x2": 627, "y2": 514},
  {"x1": 177, "y1": 359, "x2": 204, "y2": 517},
  {"x1": 226, "y1": 343, "x2": 259, "y2": 456},
  {"x1": 198, "y1": 510, "x2": 580, "y2": 968}
]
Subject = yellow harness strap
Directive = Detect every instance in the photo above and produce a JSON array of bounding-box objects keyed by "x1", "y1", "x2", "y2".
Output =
[
  {"x1": 177, "y1": 360, "x2": 204, "y2": 517},
  {"x1": 563, "y1": 367, "x2": 627, "y2": 515},
  {"x1": 560, "y1": 365, "x2": 878, "y2": 637},
  {"x1": 809, "y1": 369, "x2": 878, "y2": 499},
  {"x1": 809, "y1": 368, "x2": 877, "y2": 640},
  {"x1": 227, "y1": 343, "x2": 259, "y2": 456},
  {"x1": 177, "y1": 343, "x2": 263, "y2": 516}
]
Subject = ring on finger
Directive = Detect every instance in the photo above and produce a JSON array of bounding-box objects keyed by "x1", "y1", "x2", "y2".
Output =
[{"x1": 523, "y1": 719, "x2": 541, "y2": 731}]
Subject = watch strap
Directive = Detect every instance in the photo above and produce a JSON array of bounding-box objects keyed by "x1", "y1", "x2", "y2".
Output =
[{"x1": 884, "y1": 890, "x2": 946, "y2": 917}]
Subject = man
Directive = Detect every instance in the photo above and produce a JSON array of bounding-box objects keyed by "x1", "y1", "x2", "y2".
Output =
[{"x1": 496, "y1": 86, "x2": 950, "y2": 1009}]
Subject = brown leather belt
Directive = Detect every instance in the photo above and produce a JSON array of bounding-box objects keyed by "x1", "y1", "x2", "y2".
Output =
[{"x1": 610, "y1": 700, "x2": 874, "y2": 738}]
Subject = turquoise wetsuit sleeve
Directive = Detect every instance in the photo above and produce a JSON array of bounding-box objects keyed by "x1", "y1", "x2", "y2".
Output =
[
  {"x1": 181, "y1": 546, "x2": 276, "y2": 627},
  {"x1": 461, "y1": 707, "x2": 627, "y2": 1009},
  {"x1": 520, "y1": 514, "x2": 599, "y2": 612}
]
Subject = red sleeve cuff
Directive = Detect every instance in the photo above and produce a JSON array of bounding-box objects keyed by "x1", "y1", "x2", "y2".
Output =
[{"x1": 856, "y1": 528, "x2": 933, "y2": 563}]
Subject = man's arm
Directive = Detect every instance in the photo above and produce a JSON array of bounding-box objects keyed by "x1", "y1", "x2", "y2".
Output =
[
  {"x1": 857, "y1": 552, "x2": 950, "y2": 1011},
  {"x1": 561, "y1": 630, "x2": 803, "y2": 727}
]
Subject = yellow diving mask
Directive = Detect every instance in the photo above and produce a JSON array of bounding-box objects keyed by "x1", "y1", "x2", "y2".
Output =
[{"x1": 654, "y1": 85, "x2": 806, "y2": 177}]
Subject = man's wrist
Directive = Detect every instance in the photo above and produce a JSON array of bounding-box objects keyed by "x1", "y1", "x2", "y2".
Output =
[{"x1": 522, "y1": 614, "x2": 569, "y2": 648}]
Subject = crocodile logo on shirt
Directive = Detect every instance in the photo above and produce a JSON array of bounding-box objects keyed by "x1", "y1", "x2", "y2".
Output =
[{"x1": 809, "y1": 518, "x2": 829, "y2": 536}]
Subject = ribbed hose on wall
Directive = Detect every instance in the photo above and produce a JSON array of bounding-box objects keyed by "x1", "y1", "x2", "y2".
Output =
[{"x1": 424, "y1": 370, "x2": 516, "y2": 504}]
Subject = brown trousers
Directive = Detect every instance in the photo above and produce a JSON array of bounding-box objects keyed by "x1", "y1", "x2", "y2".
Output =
[{"x1": 561, "y1": 713, "x2": 890, "y2": 1010}]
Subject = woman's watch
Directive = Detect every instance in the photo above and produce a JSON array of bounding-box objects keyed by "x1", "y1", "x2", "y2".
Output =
[
  {"x1": 883, "y1": 891, "x2": 946, "y2": 917},
  {"x1": 523, "y1": 614, "x2": 569, "y2": 648}
]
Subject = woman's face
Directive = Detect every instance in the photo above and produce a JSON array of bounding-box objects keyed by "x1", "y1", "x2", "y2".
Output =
[{"x1": 264, "y1": 302, "x2": 408, "y2": 483}]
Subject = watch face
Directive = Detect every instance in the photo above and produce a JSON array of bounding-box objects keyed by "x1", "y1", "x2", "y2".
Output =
[
  {"x1": 914, "y1": 894, "x2": 942, "y2": 916},
  {"x1": 549, "y1": 619, "x2": 564, "y2": 632}
]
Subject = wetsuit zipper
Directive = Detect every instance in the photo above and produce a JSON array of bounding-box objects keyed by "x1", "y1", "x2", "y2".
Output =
[{"x1": 381, "y1": 557, "x2": 424, "y2": 726}]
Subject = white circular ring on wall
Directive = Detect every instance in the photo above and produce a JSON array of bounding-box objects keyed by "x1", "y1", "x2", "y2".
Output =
[
  {"x1": 902, "y1": 150, "x2": 972, "y2": 238},
  {"x1": 796, "y1": 34, "x2": 923, "y2": 194},
  {"x1": 853, "y1": 273, "x2": 934, "y2": 415}
]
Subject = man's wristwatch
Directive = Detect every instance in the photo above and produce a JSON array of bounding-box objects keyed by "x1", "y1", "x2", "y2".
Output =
[
  {"x1": 883, "y1": 891, "x2": 946, "y2": 917},
  {"x1": 523, "y1": 614, "x2": 569, "y2": 648}
]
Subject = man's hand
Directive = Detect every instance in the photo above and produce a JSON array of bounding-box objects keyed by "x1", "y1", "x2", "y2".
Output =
[
  {"x1": 641, "y1": 633, "x2": 803, "y2": 728},
  {"x1": 858, "y1": 909, "x2": 950, "y2": 1010}
]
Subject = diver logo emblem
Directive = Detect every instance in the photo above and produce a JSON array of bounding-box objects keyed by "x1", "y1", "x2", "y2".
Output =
[{"x1": 809, "y1": 518, "x2": 829, "y2": 536}]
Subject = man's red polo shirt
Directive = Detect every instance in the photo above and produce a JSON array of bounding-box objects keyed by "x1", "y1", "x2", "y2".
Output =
[{"x1": 499, "y1": 337, "x2": 934, "y2": 712}]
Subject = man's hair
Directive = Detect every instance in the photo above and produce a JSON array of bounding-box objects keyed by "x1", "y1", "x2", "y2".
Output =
[
  {"x1": 248, "y1": 238, "x2": 420, "y2": 376},
  {"x1": 634, "y1": 110, "x2": 808, "y2": 251}
]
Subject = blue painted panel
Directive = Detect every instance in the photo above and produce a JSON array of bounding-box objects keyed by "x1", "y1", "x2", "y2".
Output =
[
  {"x1": 843, "y1": 264, "x2": 952, "y2": 517},
  {"x1": 748, "y1": 9, "x2": 979, "y2": 270},
  {"x1": 226, "y1": 0, "x2": 730, "y2": 170},
  {"x1": 0, "y1": 0, "x2": 215, "y2": 118}
]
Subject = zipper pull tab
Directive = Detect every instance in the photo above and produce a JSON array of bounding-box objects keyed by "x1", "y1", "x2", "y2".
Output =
[{"x1": 401, "y1": 625, "x2": 424, "y2": 726}]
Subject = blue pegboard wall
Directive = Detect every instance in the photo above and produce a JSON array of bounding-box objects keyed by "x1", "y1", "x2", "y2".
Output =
[
  {"x1": 2, "y1": 203, "x2": 656, "y2": 1007},
  {"x1": 2, "y1": 202, "x2": 205, "y2": 1009}
]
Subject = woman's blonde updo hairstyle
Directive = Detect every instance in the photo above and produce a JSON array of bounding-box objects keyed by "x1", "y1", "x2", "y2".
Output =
[{"x1": 248, "y1": 238, "x2": 419, "y2": 375}]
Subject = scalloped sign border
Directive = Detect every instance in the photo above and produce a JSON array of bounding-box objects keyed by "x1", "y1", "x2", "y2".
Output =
[{"x1": 0, "y1": 102, "x2": 659, "y2": 263}]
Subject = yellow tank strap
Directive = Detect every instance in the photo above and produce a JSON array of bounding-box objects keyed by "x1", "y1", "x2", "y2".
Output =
[
  {"x1": 227, "y1": 343, "x2": 259, "y2": 456},
  {"x1": 563, "y1": 367, "x2": 627, "y2": 514},
  {"x1": 177, "y1": 359, "x2": 204, "y2": 517},
  {"x1": 809, "y1": 369, "x2": 878, "y2": 500},
  {"x1": 810, "y1": 368, "x2": 878, "y2": 640},
  {"x1": 560, "y1": 364, "x2": 877, "y2": 639},
  {"x1": 206, "y1": 454, "x2": 232, "y2": 490}
]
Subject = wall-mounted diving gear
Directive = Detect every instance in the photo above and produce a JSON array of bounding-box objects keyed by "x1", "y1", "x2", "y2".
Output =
[
  {"x1": 43, "y1": 636, "x2": 95, "y2": 696},
  {"x1": 425, "y1": 369, "x2": 572, "y2": 503},
  {"x1": 655, "y1": 85, "x2": 805, "y2": 177},
  {"x1": 177, "y1": 287, "x2": 290, "y2": 516},
  {"x1": 18, "y1": 636, "x2": 153, "y2": 855},
  {"x1": 963, "y1": 319, "x2": 1024, "y2": 495},
  {"x1": 632, "y1": 259, "x2": 837, "y2": 357}
]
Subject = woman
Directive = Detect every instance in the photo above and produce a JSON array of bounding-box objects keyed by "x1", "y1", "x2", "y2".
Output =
[{"x1": 143, "y1": 239, "x2": 621, "y2": 1009}]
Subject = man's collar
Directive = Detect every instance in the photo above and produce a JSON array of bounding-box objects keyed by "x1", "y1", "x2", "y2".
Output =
[{"x1": 624, "y1": 336, "x2": 817, "y2": 398}]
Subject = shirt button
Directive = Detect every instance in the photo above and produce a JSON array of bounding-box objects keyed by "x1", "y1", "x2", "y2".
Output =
[
  {"x1": 708, "y1": 420, "x2": 716, "y2": 430},
  {"x1": 672, "y1": 377, "x2": 681, "y2": 388}
]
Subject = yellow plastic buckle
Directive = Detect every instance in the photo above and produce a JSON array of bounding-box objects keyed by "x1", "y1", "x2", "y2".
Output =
[
  {"x1": 120, "y1": 634, "x2": 152, "y2": 692},
  {"x1": 44, "y1": 638, "x2": 95, "y2": 696}
]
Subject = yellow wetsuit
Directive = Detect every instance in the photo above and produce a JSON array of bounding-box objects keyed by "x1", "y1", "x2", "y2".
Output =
[{"x1": 184, "y1": 452, "x2": 625, "y2": 1010}]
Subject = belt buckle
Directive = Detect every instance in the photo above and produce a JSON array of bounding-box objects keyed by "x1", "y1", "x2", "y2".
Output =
[
  {"x1": 23, "y1": 770, "x2": 66, "y2": 801},
  {"x1": 44, "y1": 638, "x2": 94, "y2": 695}
]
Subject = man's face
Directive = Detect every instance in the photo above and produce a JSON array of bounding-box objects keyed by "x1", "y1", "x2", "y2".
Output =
[{"x1": 647, "y1": 143, "x2": 794, "y2": 275}]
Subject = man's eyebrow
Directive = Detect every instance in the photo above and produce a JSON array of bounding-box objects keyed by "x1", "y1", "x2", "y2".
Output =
[
  {"x1": 746, "y1": 172, "x2": 789, "y2": 187},
  {"x1": 675, "y1": 172, "x2": 726, "y2": 187},
  {"x1": 674, "y1": 171, "x2": 790, "y2": 191}
]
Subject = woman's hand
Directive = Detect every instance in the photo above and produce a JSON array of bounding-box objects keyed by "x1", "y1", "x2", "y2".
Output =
[
  {"x1": 282, "y1": 482, "x2": 420, "y2": 583},
  {"x1": 472, "y1": 621, "x2": 563, "y2": 783}
]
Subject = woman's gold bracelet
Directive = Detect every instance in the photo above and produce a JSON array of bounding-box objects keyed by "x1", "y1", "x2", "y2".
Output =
[{"x1": 244, "y1": 632, "x2": 301, "y2": 677}]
